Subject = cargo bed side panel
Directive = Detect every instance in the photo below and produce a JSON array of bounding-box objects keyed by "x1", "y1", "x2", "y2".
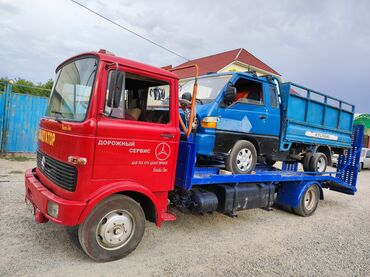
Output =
[{"x1": 279, "y1": 83, "x2": 354, "y2": 150}]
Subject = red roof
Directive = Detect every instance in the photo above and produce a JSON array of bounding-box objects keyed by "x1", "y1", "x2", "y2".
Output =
[{"x1": 171, "y1": 48, "x2": 280, "y2": 79}]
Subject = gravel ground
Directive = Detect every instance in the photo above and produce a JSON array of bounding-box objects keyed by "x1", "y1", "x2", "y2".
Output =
[{"x1": 0, "y1": 157, "x2": 369, "y2": 276}]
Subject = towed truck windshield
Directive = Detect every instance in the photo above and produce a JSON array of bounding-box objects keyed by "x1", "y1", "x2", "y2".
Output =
[
  {"x1": 46, "y1": 57, "x2": 98, "y2": 122},
  {"x1": 180, "y1": 75, "x2": 231, "y2": 103}
]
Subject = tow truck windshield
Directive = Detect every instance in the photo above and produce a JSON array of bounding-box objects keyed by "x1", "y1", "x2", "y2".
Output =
[
  {"x1": 179, "y1": 75, "x2": 231, "y2": 103},
  {"x1": 46, "y1": 57, "x2": 98, "y2": 122}
]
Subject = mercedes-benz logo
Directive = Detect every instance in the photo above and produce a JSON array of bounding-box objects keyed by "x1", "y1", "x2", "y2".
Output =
[
  {"x1": 155, "y1": 143, "x2": 171, "y2": 161},
  {"x1": 41, "y1": 156, "x2": 46, "y2": 169}
]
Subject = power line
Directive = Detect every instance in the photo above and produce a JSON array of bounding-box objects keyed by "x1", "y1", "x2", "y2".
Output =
[{"x1": 70, "y1": 0, "x2": 190, "y2": 61}]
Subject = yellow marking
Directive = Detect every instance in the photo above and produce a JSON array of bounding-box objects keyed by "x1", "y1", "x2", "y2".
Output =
[
  {"x1": 61, "y1": 124, "x2": 72, "y2": 131},
  {"x1": 38, "y1": 130, "x2": 56, "y2": 146}
]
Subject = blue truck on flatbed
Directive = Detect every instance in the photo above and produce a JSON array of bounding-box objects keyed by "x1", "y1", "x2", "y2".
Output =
[{"x1": 179, "y1": 72, "x2": 355, "y2": 174}]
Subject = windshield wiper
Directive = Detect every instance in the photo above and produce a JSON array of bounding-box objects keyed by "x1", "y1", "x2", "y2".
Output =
[{"x1": 50, "y1": 110, "x2": 64, "y2": 123}]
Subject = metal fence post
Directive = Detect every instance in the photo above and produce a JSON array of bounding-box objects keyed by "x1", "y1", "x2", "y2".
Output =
[
  {"x1": 0, "y1": 84, "x2": 5, "y2": 153},
  {"x1": 0, "y1": 82, "x2": 12, "y2": 153},
  {"x1": 0, "y1": 83, "x2": 7, "y2": 153}
]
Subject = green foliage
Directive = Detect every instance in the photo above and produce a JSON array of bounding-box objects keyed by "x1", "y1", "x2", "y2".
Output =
[
  {"x1": 0, "y1": 77, "x2": 53, "y2": 97},
  {"x1": 3, "y1": 155, "x2": 32, "y2": 161},
  {"x1": 354, "y1": 114, "x2": 370, "y2": 135}
]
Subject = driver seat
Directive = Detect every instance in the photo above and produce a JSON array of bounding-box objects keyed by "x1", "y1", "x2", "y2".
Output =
[{"x1": 126, "y1": 108, "x2": 141, "y2": 120}]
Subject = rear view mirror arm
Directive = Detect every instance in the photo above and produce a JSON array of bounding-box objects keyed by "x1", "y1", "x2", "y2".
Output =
[
  {"x1": 107, "y1": 62, "x2": 120, "y2": 117},
  {"x1": 169, "y1": 64, "x2": 199, "y2": 138}
]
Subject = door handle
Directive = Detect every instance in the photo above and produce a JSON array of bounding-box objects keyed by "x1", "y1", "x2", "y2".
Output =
[
  {"x1": 259, "y1": 115, "x2": 266, "y2": 120},
  {"x1": 160, "y1": 133, "x2": 174, "y2": 139}
]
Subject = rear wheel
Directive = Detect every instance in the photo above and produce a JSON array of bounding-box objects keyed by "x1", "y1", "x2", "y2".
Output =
[
  {"x1": 226, "y1": 140, "x2": 257, "y2": 174},
  {"x1": 78, "y1": 195, "x2": 145, "y2": 262},
  {"x1": 292, "y1": 184, "x2": 320, "y2": 217},
  {"x1": 359, "y1": 162, "x2": 363, "y2": 172},
  {"x1": 309, "y1": 152, "x2": 328, "y2": 172},
  {"x1": 302, "y1": 153, "x2": 313, "y2": 172}
]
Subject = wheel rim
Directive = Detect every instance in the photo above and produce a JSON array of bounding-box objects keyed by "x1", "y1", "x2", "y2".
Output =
[
  {"x1": 316, "y1": 157, "x2": 326, "y2": 172},
  {"x1": 236, "y1": 148, "x2": 253, "y2": 172},
  {"x1": 304, "y1": 187, "x2": 317, "y2": 211},
  {"x1": 96, "y1": 209, "x2": 135, "y2": 250}
]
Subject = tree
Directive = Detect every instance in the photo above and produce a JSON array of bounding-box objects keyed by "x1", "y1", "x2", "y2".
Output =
[
  {"x1": 354, "y1": 114, "x2": 370, "y2": 136},
  {"x1": 0, "y1": 77, "x2": 53, "y2": 97}
]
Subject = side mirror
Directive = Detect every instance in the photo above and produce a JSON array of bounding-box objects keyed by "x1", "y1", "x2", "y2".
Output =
[
  {"x1": 224, "y1": 85, "x2": 236, "y2": 103},
  {"x1": 107, "y1": 70, "x2": 124, "y2": 108}
]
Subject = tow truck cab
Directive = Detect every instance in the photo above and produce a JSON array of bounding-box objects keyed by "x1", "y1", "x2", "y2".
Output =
[{"x1": 26, "y1": 50, "x2": 181, "y2": 227}]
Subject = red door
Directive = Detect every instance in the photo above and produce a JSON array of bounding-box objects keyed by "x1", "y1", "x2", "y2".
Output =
[{"x1": 92, "y1": 65, "x2": 180, "y2": 193}]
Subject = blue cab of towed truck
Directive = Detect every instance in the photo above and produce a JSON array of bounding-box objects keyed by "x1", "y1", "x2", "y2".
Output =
[{"x1": 179, "y1": 72, "x2": 354, "y2": 174}]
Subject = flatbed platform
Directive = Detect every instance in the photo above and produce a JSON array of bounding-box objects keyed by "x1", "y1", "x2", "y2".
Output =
[
  {"x1": 192, "y1": 165, "x2": 357, "y2": 195},
  {"x1": 176, "y1": 126, "x2": 364, "y2": 197}
]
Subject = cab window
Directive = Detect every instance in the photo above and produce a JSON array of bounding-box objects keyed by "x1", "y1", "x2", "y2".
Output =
[
  {"x1": 104, "y1": 71, "x2": 170, "y2": 124},
  {"x1": 233, "y1": 78, "x2": 264, "y2": 105},
  {"x1": 269, "y1": 85, "x2": 278, "y2": 108}
]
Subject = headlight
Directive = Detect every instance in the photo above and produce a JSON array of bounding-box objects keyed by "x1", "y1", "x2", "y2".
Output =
[
  {"x1": 201, "y1": 117, "x2": 217, "y2": 129},
  {"x1": 47, "y1": 201, "x2": 59, "y2": 218},
  {"x1": 68, "y1": 156, "x2": 87, "y2": 166}
]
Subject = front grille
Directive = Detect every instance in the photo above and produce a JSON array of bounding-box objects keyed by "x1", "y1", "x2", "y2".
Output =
[{"x1": 37, "y1": 151, "x2": 77, "y2": 192}]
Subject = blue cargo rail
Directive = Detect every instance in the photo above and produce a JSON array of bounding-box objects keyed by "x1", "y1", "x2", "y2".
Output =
[
  {"x1": 279, "y1": 82, "x2": 355, "y2": 151},
  {"x1": 174, "y1": 125, "x2": 363, "y2": 214}
]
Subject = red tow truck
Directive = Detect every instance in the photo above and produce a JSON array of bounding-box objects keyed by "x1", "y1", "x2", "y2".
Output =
[{"x1": 25, "y1": 50, "x2": 363, "y2": 262}]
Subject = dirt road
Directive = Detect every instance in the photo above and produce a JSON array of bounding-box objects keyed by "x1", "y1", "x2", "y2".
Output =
[{"x1": 1, "y1": 158, "x2": 369, "y2": 276}]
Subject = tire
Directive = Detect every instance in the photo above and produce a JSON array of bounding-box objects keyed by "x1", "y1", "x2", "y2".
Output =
[
  {"x1": 309, "y1": 152, "x2": 328, "y2": 172},
  {"x1": 226, "y1": 140, "x2": 257, "y2": 174},
  {"x1": 265, "y1": 159, "x2": 276, "y2": 167},
  {"x1": 292, "y1": 184, "x2": 320, "y2": 217},
  {"x1": 302, "y1": 152, "x2": 313, "y2": 172},
  {"x1": 78, "y1": 194, "x2": 145, "y2": 262},
  {"x1": 359, "y1": 163, "x2": 363, "y2": 172}
]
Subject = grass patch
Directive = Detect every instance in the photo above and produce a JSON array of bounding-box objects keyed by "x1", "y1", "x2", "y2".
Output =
[
  {"x1": 4, "y1": 156, "x2": 31, "y2": 161},
  {"x1": 9, "y1": 170, "x2": 23, "y2": 174}
]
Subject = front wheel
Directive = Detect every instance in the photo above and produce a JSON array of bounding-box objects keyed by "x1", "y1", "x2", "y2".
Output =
[
  {"x1": 292, "y1": 184, "x2": 320, "y2": 217},
  {"x1": 226, "y1": 140, "x2": 257, "y2": 174},
  {"x1": 78, "y1": 195, "x2": 145, "y2": 262}
]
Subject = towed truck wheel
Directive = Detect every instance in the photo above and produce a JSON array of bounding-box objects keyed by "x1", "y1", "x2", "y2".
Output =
[
  {"x1": 226, "y1": 140, "x2": 257, "y2": 174},
  {"x1": 309, "y1": 152, "x2": 327, "y2": 173},
  {"x1": 265, "y1": 159, "x2": 276, "y2": 167},
  {"x1": 302, "y1": 152, "x2": 313, "y2": 172},
  {"x1": 78, "y1": 194, "x2": 145, "y2": 262},
  {"x1": 292, "y1": 184, "x2": 320, "y2": 217}
]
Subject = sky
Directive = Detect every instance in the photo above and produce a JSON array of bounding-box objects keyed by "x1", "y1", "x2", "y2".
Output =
[{"x1": 0, "y1": 0, "x2": 369, "y2": 112}]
